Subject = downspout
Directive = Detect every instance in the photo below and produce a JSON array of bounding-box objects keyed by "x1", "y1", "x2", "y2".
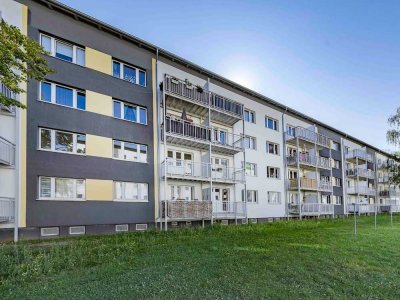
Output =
[
  {"x1": 155, "y1": 48, "x2": 162, "y2": 231},
  {"x1": 282, "y1": 107, "x2": 288, "y2": 219}
]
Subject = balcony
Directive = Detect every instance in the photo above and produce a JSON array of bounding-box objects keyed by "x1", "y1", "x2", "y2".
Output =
[
  {"x1": 288, "y1": 203, "x2": 334, "y2": 216},
  {"x1": 0, "y1": 83, "x2": 16, "y2": 115},
  {"x1": 288, "y1": 178, "x2": 332, "y2": 192},
  {"x1": 0, "y1": 197, "x2": 15, "y2": 223},
  {"x1": 213, "y1": 201, "x2": 246, "y2": 219},
  {"x1": 164, "y1": 116, "x2": 244, "y2": 155},
  {"x1": 163, "y1": 75, "x2": 243, "y2": 125},
  {"x1": 161, "y1": 159, "x2": 245, "y2": 183},
  {"x1": 162, "y1": 200, "x2": 212, "y2": 220},
  {"x1": 378, "y1": 176, "x2": 391, "y2": 184},
  {"x1": 346, "y1": 186, "x2": 376, "y2": 196},
  {"x1": 346, "y1": 168, "x2": 375, "y2": 179},
  {"x1": 0, "y1": 137, "x2": 15, "y2": 166},
  {"x1": 286, "y1": 126, "x2": 330, "y2": 148},
  {"x1": 286, "y1": 154, "x2": 331, "y2": 170},
  {"x1": 345, "y1": 204, "x2": 376, "y2": 214},
  {"x1": 379, "y1": 189, "x2": 399, "y2": 198},
  {"x1": 345, "y1": 149, "x2": 373, "y2": 163}
]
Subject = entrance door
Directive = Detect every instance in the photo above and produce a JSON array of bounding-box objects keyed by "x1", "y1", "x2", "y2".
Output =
[
  {"x1": 167, "y1": 150, "x2": 193, "y2": 176},
  {"x1": 213, "y1": 188, "x2": 230, "y2": 211},
  {"x1": 212, "y1": 157, "x2": 229, "y2": 180}
]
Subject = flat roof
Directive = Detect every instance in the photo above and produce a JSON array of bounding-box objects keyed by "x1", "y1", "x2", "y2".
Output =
[{"x1": 34, "y1": 0, "x2": 395, "y2": 159}]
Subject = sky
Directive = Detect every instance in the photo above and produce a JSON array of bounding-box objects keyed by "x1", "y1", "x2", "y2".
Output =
[{"x1": 60, "y1": 0, "x2": 400, "y2": 152}]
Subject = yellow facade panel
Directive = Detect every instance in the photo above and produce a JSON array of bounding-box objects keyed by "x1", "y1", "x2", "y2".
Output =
[
  {"x1": 86, "y1": 47, "x2": 112, "y2": 75},
  {"x1": 86, "y1": 134, "x2": 112, "y2": 158},
  {"x1": 86, "y1": 91, "x2": 113, "y2": 117},
  {"x1": 86, "y1": 179, "x2": 113, "y2": 201}
]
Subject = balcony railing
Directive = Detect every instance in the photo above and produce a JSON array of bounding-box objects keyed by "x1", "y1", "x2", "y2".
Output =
[
  {"x1": 286, "y1": 154, "x2": 331, "y2": 169},
  {"x1": 379, "y1": 190, "x2": 399, "y2": 198},
  {"x1": 0, "y1": 137, "x2": 15, "y2": 166},
  {"x1": 165, "y1": 116, "x2": 244, "y2": 152},
  {"x1": 162, "y1": 200, "x2": 212, "y2": 220},
  {"x1": 213, "y1": 201, "x2": 246, "y2": 219},
  {"x1": 378, "y1": 176, "x2": 392, "y2": 183},
  {"x1": 161, "y1": 159, "x2": 245, "y2": 183},
  {"x1": 164, "y1": 75, "x2": 243, "y2": 118},
  {"x1": 289, "y1": 178, "x2": 332, "y2": 192},
  {"x1": 345, "y1": 149, "x2": 373, "y2": 162},
  {"x1": 346, "y1": 186, "x2": 376, "y2": 196},
  {"x1": 286, "y1": 126, "x2": 330, "y2": 148},
  {"x1": 346, "y1": 168, "x2": 375, "y2": 179},
  {"x1": 345, "y1": 204, "x2": 376, "y2": 214},
  {"x1": 0, "y1": 83, "x2": 16, "y2": 114},
  {"x1": 288, "y1": 203, "x2": 334, "y2": 216},
  {"x1": 0, "y1": 197, "x2": 15, "y2": 223}
]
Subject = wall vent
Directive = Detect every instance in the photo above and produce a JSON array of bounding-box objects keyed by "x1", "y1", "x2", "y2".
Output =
[
  {"x1": 250, "y1": 218, "x2": 258, "y2": 224},
  {"x1": 221, "y1": 220, "x2": 229, "y2": 225},
  {"x1": 185, "y1": 221, "x2": 192, "y2": 226},
  {"x1": 40, "y1": 227, "x2": 59, "y2": 237},
  {"x1": 116, "y1": 224, "x2": 129, "y2": 232},
  {"x1": 241, "y1": 218, "x2": 248, "y2": 224},
  {"x1": 69, "y1": 226, "x2": 85, "y2": 235},
  {"x1": 136, "y1": 224, "x2": 148, "y2": 231},
  {"x1": 171, "y1": 221, "x2": 179, "y2": 227}
]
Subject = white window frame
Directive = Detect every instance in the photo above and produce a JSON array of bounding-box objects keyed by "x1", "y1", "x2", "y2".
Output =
[
  {"x1": 113, "y1": 100, "x2": 147, "y2": 125},
  {"x1": 332, "y1": 141, "x2": 340, "y2": 151},
  {"x1": 113, "y1": 181, "x2": 149, "y2": 202},
  {"x1": 286, "y1": 124, "x2": 296, "y2": 136},
  {"x1": 333, "y1": 177, "x2": 342, "y2": 187},
  {"x1": 244, "y1": 135, "x2": 256, "y2": 150},
  {"x1": 268, "y1": 191, "x2": 281, "y2": 205},
  {"x1": 333, "y1": 160, "x2": 340, "y2": 169},
  {"x1": 38, "y1": 176, "x2": 86, "y2": 201},
  {"x1": 38, "y1": 127, "x2": 86, "y2": 155},
  {"x1": 243, "y1": 190, "x2": 258, "y2": 203},
  {"x1": 39, "y1": 81, "x2": 85, "y2": 110},
  {"x1": 244, "y1": 109, "x2": 256, "y2": 124},
  {"x1": 266, "y1": 141, "x2": 280, "y2": 155},
  {"x1": 243, "y1": 162, "x2": 257, "y2": 177},
  {"x1": 112, "y1": 60, "x2": 147, "y2": 87},
  {"x1": 265, "y1": 116, "x2": 279, "y2": 131},
  {"x1": 267, "y1": 166, "x2": 280, "y2": 179},
  {"x1": 113, "y1": 140, "x2": 148, "y2": 163},
  {"x1": 40, "y1": 33, "x2": 85, "y2": 66}
]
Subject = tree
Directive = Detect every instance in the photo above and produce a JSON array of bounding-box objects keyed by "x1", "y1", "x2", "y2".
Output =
[
  {"x1": 387, "y1": 107, "x2": 400, "y2": 185},
  {"x1": 0, "y1": 20, "x2": 53, "y2": 109}
]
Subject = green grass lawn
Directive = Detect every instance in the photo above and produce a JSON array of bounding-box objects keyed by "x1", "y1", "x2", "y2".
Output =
[{"x1": 1, "y1": 215, "x2": 400, "y2": 299}]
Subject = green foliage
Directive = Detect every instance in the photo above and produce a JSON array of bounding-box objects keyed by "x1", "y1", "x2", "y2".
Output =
[
  {"x1": 0, "y1": 20, "x2": 53, "y2": 108},
  {"x1": 387, "y1": 108, "x2": 400, "y2": 184},
  {"x1": 1, "y1": 217, "x2": 400, "y2": 299}
]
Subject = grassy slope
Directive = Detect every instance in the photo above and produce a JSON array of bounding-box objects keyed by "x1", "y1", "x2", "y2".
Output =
[{"x1": 0, "y1": 216, "x2": 399, "y2": 299}]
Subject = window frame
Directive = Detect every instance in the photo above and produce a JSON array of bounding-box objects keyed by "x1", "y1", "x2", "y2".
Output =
[
  {"x1": 243, "y1": 135, "x2": 257, "y2": 150},
  {"x1": 112, "y1": 60, "x2": 147, "y2": 87},
  {"x1": 267, "y1": 191, "x2": 281, "y2": 205},
  {"x1": 266, "y1": 141, "x2": 280, "y2": 155},
  {"x1": 242, "y1": 189, "x2": 258, "y2": 203},
  {"x1": 113, "y1": 181, "x2": 149, "y2": 202},
  {"x1": 286, "y1": 124, "x2": 296, "y2": 136},
  {"x1": 243, "y1": 162, "x2": 257, "y2": 177},
  {"x1": 113, "y1": 99, "x2": 147, "y2": 125},
  {"x1": 267, "y1": 166, "x2": 280, "y2": 179},
  {"x1": 265, "y1": 116, "x2": 279, "y2": 131},
  {"x1": 38, "y1": 127, "x2": 86, "y2": 155},
  {"x1": 40, "y1": 33, "x2": 85, "y2": 66},
  {"x1": 39, "y1": 81, "x2": 86, "y2": 111},
  {"x1": 113, "y1": 139, "x2": 148, "y2": 163},
  {"x1": 244, "y1": 109, "x2": 256, "y2": 124},
  {"x1": 37, "y1": 176, "x2": 86, "y2": 201}
]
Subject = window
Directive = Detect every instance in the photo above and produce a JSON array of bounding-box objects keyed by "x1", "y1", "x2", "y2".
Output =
[
  {"x1": 265, "y1": 116, "x2": 279, "y2": 131},
  {"x1": 267, "y1": 167, "x2": 280, "y2": 179},
  {"x1": 113, "y1": 140, "x2": 147, "y2": 162},
  {"x1": 333, "y1": 177, "x2": 342, "y2": 187},
  {"x1": 213, "y1": 129, "x2": 227, "y2": 144},
  {"x1": 242, "y1": 190, "x2": 258, "y2": 203},
  {"x1": 113, "y1": 100, "x2": 147, "y2": 125},
  {"x1": 112, "y1": 60, "x2": 146, "y2": 87},
  {"x1": 333, "y1": 159, "x2": 340, "y2": 169},
  {"x1": 288, "y1": 170, "x2": 298, "y2": 179},
  {"x1": 333, "y1": 195, "x2": 343, "y2": 205},
  {"x1": 40, "y1": 33, "x2": 85, "y2": 66},
  {"x1": 38, "y1": 176, "x2": 85, "y2": 200},
  {"x1": 244, "y1": 109, "x2": 255, "y2": 123},
  {"x1": 243, "y1": 162, "x2": 257, "y2": 176},
  {"x1": 332, "y1": 141, "x2": 340, "y2": 151},
  {"x1": 243, "y1": 135, "x2": 256, "y2": 150},
  {"x1": 287, "y1": 125, "x2": 296, "y2": 136},
  {"x1": 266, "y1": 141, "x2": 279, "y2": 155},
  {"x1": 39, "y1": 128, "x2": 86, "y2": 154},
  {"x1": 322, "y1": 195, "x2": 331, "y2": 204},
  {"x1": 321, "y1": 175, "x2": 330, "y2": 183},
  {"x1": 114, "y1": 181, "x2": 148, "y2": 202},
  {"x1": 287, "y1": 147, "x2": 297, "y2": 156},
  {"x1": 345, "y1": 146, "x2": 350, "y2": 154},
  {"x1": 40, "y1": 81, "x2": 85, "y2": 110},
  {"x1": 268, "y1": 192, "x2": 281, "y2": 204}
]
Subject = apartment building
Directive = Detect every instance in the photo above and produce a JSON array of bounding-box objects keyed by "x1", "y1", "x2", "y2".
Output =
[{"x1": 0, "y1": 0, "x2": 398, "y2": 240}]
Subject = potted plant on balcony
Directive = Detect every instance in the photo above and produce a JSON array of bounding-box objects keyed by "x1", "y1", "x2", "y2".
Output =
[
  {"x1": 185, "y1": 79, "x2": 193, "y2": 89},
  {"x1": 196, "y1": 85, "x2": 204, "y2": 93},
  {"x1": 171, "y1": 77, "x2": 179, "y2": 84}
]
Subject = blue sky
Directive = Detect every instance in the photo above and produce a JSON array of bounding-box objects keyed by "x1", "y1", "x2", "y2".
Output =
[{"x1": 60, "y1": 0, "x2": 400, "y2": 151}]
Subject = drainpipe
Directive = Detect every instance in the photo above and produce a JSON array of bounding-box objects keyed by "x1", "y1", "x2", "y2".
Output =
[
  {"x1": 14, "y1": 105, "x2": 20, "y2": 242},
  {"x1": 282, "y1": 108, "x2": 288, "y2": 219},
  {"x1": 155, "y1": 48, "x2": 162, "y2": 231}
]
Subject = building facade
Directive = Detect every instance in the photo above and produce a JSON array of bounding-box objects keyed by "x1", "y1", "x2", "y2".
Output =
[{"x1": 0, "y1": 0, "x2": 398, "y2": 240}]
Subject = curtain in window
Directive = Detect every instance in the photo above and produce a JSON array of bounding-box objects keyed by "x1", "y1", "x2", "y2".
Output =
[
  {"x1": 56, "y1": 86, "x2": 73, "y2": 107},
  {"x1": 124, "y1": 105, "x2": 137, "y2": 122},
  {"x1": 40, "y1": 177, "x2": 51, "y2": 198},
  {"x1": 124, "y1": 182, "x2": 138, "y2": 200},
  {"x1": 113, "y1": 62, "x2": 121, "y2": 78},
  {"x1": 113, "y1": 141, "x2": 122, "y2": 159},
  {"x1": 123, "y1": 65, "x2": 136, "y2": 83},
  {"x1": 124, "y1": 143, "x2": 137, "y2": 160},
  {"x1": 114, "y1": 182, "x2": 123, "y2": 200},
  {"x1": 55, "y1": 41, "x2": 73, "y2": 62},
  {"x1": 41, "y1": 82, "x2": 52, "y2": 102},
  {"x1": 76, "y1": 180, "x2": 85, "y2": 199},
  {"x1": 139, "y1": 107, "x2": 147, "y2": 124},
  {"x1": 55, "y1": 178, "x2": 74, "y2": 199},
  {"x1": 41, "y1": 35, "x2": 52, "y2": 52}
]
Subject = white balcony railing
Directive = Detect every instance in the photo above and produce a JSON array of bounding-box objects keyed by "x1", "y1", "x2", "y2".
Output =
[
  {"x1": 164, "y1": 116, "x2": 244, "y2": 152},
  {"x1": 0, "y1": 137, "x2": 15, "y2": 166},
  {"x1": 164, "y1": 75, "x2": 244, "y2": 118},
  {"x1": 379, "y1": 189, "x2": 399, "y2": 198},
  {"x1": 286, "y1": 154, "x2": 331, "y2": 169},
  {"x1": 0, "y1": 197, "x2": 15, "y2": 223},
  {"x1": 345, "y1": 204, "x2": 376, "y2": 214},
  {"x1": 378, "y1": 176, "x2": 392, "y2": 183},
  {"x1": 345, "y1": 149, "x2": 373, "y2": 162},
  {"x1": 346, "y1": 168, "x2": 375, "y2": 179},
  {"x1": 161, "y1": 159, "x2": 245, "y2": 183},
  {"x1": 213, "y1": 201, "x2": 246, "y2": 219},
  {"x1": 286, "y1": 126, "x2": 330, "y2": 148},
  {"x1": 288, "y1": 203, "x2": 334, "y2": 216},
  {"x1": 0, "y1": 83, "x2": 16, "y2": 114},
  {"x1": 347, "y1": 186, "x2": 376, "y2": 196}
]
